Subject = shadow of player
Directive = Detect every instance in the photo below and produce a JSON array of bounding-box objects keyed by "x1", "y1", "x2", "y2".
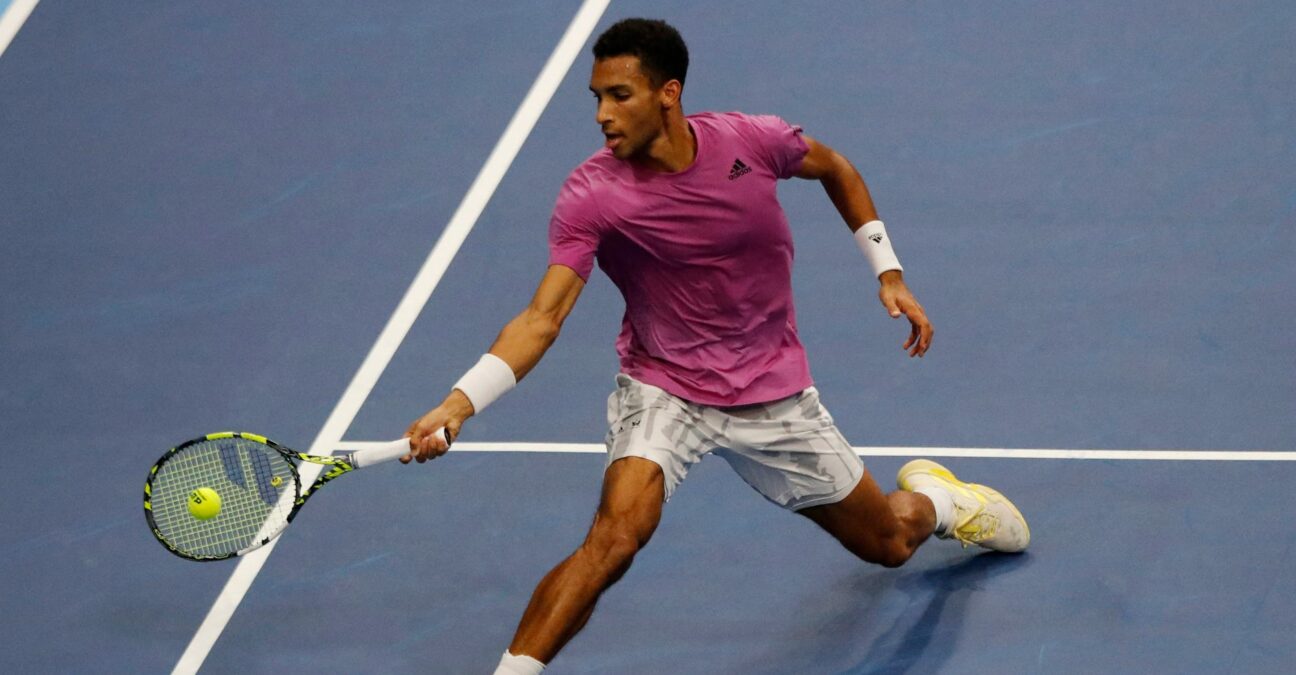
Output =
[{"x1": 837, "y1": 552, "x2": 1034, "y2": 675}]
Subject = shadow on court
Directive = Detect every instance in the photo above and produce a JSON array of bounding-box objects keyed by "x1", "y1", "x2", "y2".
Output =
[
  {"x1": 741, "y1": 552, "x2": 1033, "y2": 675},
  {"x1": 843, "y1": 554, "x2": 1034, "y2": 675}
]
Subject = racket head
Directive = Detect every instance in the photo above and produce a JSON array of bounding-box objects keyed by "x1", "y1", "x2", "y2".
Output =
[{"x1": 144, "y1": 432, "x2": 301, "y2": 561}]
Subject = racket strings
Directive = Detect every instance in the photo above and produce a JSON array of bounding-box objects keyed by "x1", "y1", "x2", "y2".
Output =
[{"x1": 151, "y1": 438, "x2": 296, "y2": 557}]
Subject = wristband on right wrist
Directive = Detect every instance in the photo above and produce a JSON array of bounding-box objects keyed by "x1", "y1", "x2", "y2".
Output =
[
  {"x1": 452, "y1": 353, "x2": 516, "y2": 415},
  {"x1": 853, "y1": 220, "x2": 903, "y2": 278}
]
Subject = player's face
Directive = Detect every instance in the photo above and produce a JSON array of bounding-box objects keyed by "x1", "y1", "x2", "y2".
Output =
[{"x1": 589, "y1": 55, "x2": 668, "y2": 160}]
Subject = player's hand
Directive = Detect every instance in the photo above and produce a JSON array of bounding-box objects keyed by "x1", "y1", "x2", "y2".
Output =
[
  {"x1": 402, "y1": 390, "x2": 474, "y2": 463},
  {"x1": 878, "y1": 271, "x2": 933, "y2": 357}
]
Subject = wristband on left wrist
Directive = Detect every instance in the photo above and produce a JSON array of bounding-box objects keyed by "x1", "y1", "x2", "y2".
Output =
[{"x1": 853, "y1": 220, "x2": 903, "y2": 278}]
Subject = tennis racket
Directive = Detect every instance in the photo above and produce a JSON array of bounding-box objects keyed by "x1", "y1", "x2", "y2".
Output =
[{"x1": 143, "y1": 430, "x2": 446, "y2": 562}]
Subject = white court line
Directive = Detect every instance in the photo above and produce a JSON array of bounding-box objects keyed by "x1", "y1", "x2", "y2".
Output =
[
  {"x1": 337, "y1": 441, "x2": 1296, "y2": 461},
  {"x1": 0, "y1": 0, "x2": 40, "y2": 59},
  {"x1": 172, "y1": 1, "x2": 611, "y2": 673}
]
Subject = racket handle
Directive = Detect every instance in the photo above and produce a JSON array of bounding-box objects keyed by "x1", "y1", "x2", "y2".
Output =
[{"x1": 347, "y1": 429, "x2": 448, "y2": 469}]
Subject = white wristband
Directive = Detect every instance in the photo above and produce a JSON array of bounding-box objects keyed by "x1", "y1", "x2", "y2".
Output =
[
  {"x1": 853, "y1": 220, "x2": 903, "y2": 278},
  {"x1": 452, "y1": 354, "x2": 516, "y2": 414}
]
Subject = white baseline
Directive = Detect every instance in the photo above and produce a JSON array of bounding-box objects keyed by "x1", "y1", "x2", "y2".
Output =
[{"x1": 337, "y1": 441, "x2": 1296, "y2": 461}]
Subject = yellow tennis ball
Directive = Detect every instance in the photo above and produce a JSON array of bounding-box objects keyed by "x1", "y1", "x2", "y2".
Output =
[{"x1": 187, "y1": 487, "x2": 222, "y2": 520}]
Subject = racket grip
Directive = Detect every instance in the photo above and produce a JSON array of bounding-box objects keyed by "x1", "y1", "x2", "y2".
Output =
[{"x1": 348, "y1": 429, "x2": 448, "y2": 469}]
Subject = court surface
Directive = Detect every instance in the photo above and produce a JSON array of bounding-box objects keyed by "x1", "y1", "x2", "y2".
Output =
[{"x1": 2, "y1": 1, "x2": 1293, "y2": 673}]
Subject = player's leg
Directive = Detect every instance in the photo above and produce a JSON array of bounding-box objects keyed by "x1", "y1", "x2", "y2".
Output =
[
  {"x1": 505, "y1": 455, "x2": 664, "y2": 665},
  {"x1": 797, "y1": 470, "x2": 936, "y2": 567},
  {"x1": 712, "y1": 389, "x2": 932, "y2": 566},
  {"x1": 496, "y1": 375, "x2": 711, "y2": 672},
  {"x1": 715, "y1": 386, "x2": 1028, "y2": 567},
  {"x1": 793, "y1": 449, "x2": 1032, "y2": 558}
]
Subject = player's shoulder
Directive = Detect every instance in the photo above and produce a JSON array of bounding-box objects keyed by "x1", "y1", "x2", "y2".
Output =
[
  {"x1": 689, "y1": 111, "x2": 792, "y2": 141},
  {"x1": 563, "y1": 148, "x2": 623, "y2": 190},
  {"x1": 553, "y1": 149, "x2": 621, "y2": 214},
  {"x1": 690, "y1": 110, "x2": 750, "y2": 132}
]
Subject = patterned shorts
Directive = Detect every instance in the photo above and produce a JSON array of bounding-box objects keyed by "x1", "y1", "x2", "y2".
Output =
[{"x1": 604, "y1": 373, "x2": 864, "y2": 511}]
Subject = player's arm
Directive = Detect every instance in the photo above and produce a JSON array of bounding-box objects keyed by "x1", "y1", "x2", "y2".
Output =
[
  {"x1": 795, "y1": 134, "x2": 933, "y2": 357},
  {"x1": 404, "y1": 264, "x2": 586, "y2": 461}
]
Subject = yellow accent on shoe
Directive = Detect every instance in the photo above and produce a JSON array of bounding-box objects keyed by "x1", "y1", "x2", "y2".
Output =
[{"x1": 897, "y1": 459, "x2": 1031, "y2": 553}]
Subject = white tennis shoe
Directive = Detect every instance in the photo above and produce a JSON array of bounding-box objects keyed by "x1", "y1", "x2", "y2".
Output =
[{"x1": 897, "y1": 459, "x2": 1030, "y2": 553}]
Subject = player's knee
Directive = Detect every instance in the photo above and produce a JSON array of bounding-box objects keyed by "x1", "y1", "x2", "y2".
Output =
[
  {"x1": 871, "y1": 541, "x2": 913, "y2": 568},
  {"x1": 845, "y1": 533, "x2": 913, "y2": 568},
  {"x1": 581, "y1": 526, "x2": 643, "y2": 581}
]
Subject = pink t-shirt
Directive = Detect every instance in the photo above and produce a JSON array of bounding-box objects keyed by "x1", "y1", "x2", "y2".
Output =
[{"x1": 549, "y1": 111, "x2": 812, "y2": 406}]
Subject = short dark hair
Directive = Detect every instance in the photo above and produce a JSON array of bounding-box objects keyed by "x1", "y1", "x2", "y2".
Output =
[{"x1": 592, "y1": 18, "x2": 689, "y2": 89}]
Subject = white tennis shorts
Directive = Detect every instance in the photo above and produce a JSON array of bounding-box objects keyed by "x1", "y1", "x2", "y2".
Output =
[{"x1": 604, "y1": 373, "x2": 864, "y2": 511}]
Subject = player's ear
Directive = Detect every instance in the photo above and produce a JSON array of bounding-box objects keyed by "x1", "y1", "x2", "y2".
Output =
[{"x1": 660, "y1": 79, "x2": 682, "y2": 109}]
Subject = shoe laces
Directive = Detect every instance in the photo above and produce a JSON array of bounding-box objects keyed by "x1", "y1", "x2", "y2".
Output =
[{"x1": 951, "y1": 509, "x2": 1000, "y2": 548}]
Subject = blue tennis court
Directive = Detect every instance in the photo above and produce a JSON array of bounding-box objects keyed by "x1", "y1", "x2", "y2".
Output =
[{"x1": 2, "y1": 1, "x2": 1293, "y2": 672}]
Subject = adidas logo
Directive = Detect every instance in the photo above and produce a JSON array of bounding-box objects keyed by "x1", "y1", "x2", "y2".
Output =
[
  {"x1": 868, "y1": 233, "x2": 884, "y2": 243},
  {"x1": 728, "y1": 158, "x2": 752, "y2": 180}
]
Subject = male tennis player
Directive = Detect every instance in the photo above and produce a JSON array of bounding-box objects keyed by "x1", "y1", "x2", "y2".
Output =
[{"x1": 403, "y1": 18, "x2": 1030, "y2": 674}]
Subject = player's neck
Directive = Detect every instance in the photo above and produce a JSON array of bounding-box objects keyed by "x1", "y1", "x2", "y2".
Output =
[{"x1": 636, "y1": 112, "x2": 695, "y2": 173}]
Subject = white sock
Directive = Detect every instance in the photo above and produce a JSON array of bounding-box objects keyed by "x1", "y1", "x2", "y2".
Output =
[
  {"x1": 493, "y1": 651, "x2": 545, "y2": 675},
  {"x1": 914, "y1": 486, "x2": 954, "y2": 536}
]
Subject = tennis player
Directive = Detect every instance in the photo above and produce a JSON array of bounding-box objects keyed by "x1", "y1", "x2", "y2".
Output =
[{"x1": 403, "y1": 18, "x2": 1030, "y2": 674}]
